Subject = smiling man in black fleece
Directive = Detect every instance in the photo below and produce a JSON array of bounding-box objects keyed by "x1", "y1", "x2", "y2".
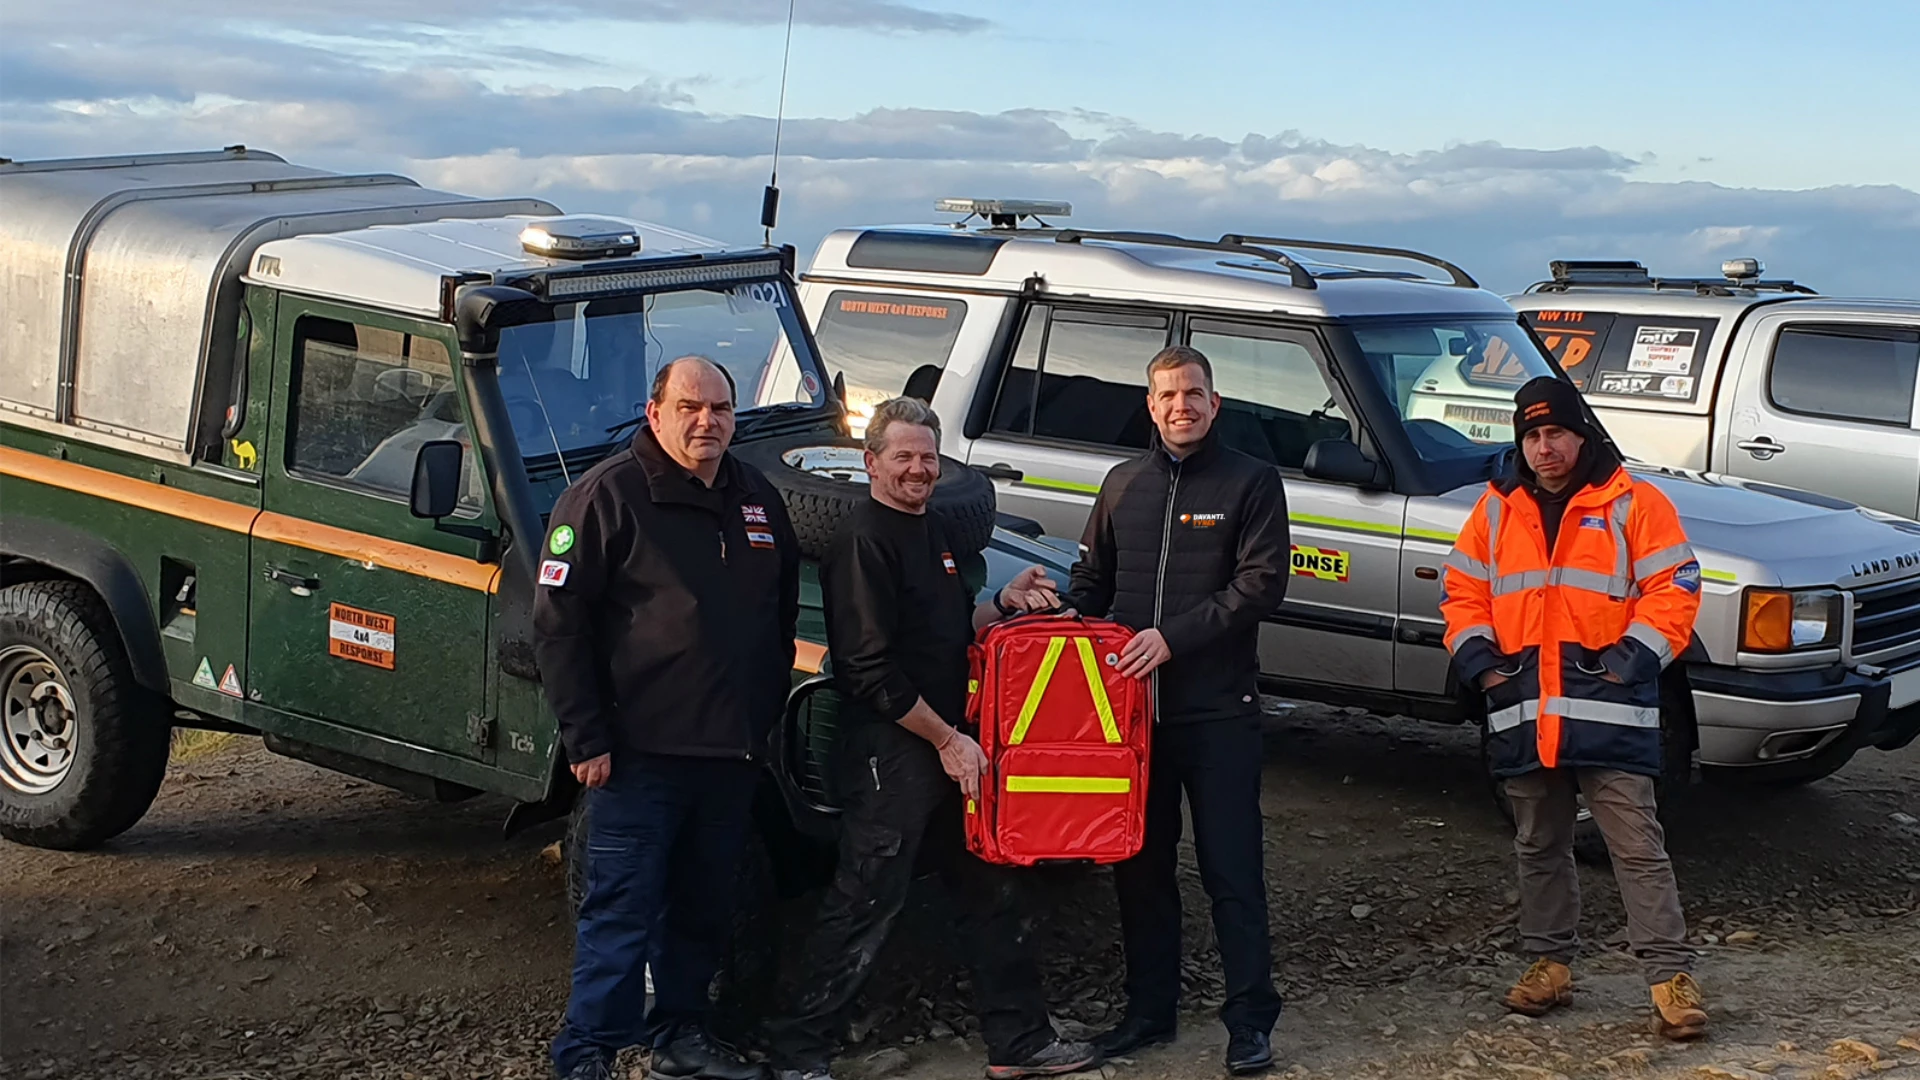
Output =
[
  {"x1": 765, "y1": 396, "x2": 1098, "y2": 1080},
  {"x1": 1063, "y1": 345, "x2": 1292, "y2": 1076}
]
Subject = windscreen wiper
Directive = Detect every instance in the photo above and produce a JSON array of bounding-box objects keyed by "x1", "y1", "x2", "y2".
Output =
[
  {"x1": 731, "y1": 401, "x2": 830, "y2": 439},
  {"x1": 604, "y1": 414, "x2": 647, "y2": 440}
]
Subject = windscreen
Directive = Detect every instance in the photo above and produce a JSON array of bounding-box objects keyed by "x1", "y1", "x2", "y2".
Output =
[
  {"x1": 494, "y1": 279, "x2": 827, "y2": 467},
  {"x1": 1357, "y1": 318, "x2": 1560, "y2": 465}
]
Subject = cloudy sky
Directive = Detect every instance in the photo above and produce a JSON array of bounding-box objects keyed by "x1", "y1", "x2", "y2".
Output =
[{"x1": 7, "y1": 0, "x2": 1918, "y2": 296}]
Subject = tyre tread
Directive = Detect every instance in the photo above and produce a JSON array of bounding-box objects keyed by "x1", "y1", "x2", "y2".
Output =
[{"x1": 0, "y1": 581, "x2": 170, "y2": 850}]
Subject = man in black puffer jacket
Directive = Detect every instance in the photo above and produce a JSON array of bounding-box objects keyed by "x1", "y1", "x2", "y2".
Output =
[{"x1": 1063, "y1": 345, "x2": 1291, "y2": 1076}]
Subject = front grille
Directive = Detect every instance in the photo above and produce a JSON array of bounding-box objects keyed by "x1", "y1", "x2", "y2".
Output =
[{"x1": 1853, "y1": 577, "x2": 1920, "y2": 661}]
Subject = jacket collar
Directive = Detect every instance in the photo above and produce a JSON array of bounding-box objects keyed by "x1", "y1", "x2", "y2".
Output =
[
  {"x1": 1493, "y1": 460, "x2": 1632, "y2": 511},
  {"x1": 629, "y1": 426, "x2": 742, "y2": 507},
  {"x1": 1494, "y1": 429, "x2": 1626, "y2": 506},
  {"x1": 1147, "y1": 427, "x2": 1222, "y2": 472}
]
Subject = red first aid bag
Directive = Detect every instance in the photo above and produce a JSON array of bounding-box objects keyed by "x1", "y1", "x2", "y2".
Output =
[{"x1": 964, "y1": 615, "x2": 1151, "y2": 866}]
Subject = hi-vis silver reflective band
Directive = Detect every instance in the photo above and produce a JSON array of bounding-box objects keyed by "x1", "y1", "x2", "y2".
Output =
[
  {"x1": 1490, "y1": 695, "x2": 1661, "y2": 733},
  {"x1": 1547, "y1": 696, "x2": 1661, "y2": 728},
  {"x1": 1492, "y1": 570, "x2": 1548, "y2": 596},
  {"x1": 1633, "y1": 542, "x2": 1697, "y2": 583},
  {"x1": 1549, "y1": 566, "x2": 1630, "y2": 598},
  {"x1": 1625, "y1": 621, "x2": 1675, "y2": 667},
  {"x1": 1489, "y1": 699, "x2": 1538, "y2": 733},
  {"x1": 1447, "y1": 623, "x2": 1495, "y2": 653},
  {"x1": 1445, "y1": 551, "x2": 1490, "y2": 580}
]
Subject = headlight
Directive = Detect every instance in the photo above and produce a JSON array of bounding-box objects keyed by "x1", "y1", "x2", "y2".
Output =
[{"x1": 1741, "y1": 588, "x2": 1843, "y2": 652}]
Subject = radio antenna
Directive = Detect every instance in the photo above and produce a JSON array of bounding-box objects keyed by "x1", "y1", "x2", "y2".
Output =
[{"x1": 762, "y1": 0, "x2": 797, "y2": 245}]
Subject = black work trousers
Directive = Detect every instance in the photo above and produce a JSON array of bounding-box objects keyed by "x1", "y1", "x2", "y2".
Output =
[
  {"x1": 765, "y1": 721, "x2": 1054, "y2": 1071},
  {"x1": 1114, "y1": 714, "x2": 1281, "y2": 1035}
]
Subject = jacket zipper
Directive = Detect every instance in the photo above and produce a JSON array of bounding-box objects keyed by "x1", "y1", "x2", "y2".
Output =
[
  {"x1": 1150, "y1": 459, "x2": 1182, "y2": 718},
  {"x1": 716, "y1": 519, "x2": 749, "y2": 759},
  {"x1": 869, "y1": 755, "x2": 881, "y2": 791}
]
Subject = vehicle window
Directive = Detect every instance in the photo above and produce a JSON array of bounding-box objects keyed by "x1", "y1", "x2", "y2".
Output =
[
  {"x1": 1374, "y1": 319, "x2": 1559, "y2": 462},
  {"x1": 988, "y1": 307, "x2": 1169, "y2": 449},
  {"x1": 287, "y1": 316, "x2": 482, "y2": 509},
  {"x1": 1522, "y1": 310, "x2": 1716, "y2": 402},
  {"x1": 1187, "y1": 320, "x2": 1351, "y2": 468},
  {"x1": 814, "y1": 290, "x2": 967, "y2": 438},
  {"x1": 1521, "y1": 309, "x2": 1615, "y2": 388},
  {"x1": 495, "y1": 279, "x2": 826, "y2": 467},
  {"x1": 988, "y1": 307, "x2": 1047, "y2": 435},
  {"x1": 1769, "y1": 324, "x2": 1920, "y2": 426}
]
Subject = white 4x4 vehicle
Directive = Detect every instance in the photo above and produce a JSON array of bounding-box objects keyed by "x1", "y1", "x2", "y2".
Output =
[
  {"x1": 1495, "y1": 259, "x2": 1919, "y2": 519},
  {"x1": 787, "y1": 201, "x2": 1920, "y2": 790}
]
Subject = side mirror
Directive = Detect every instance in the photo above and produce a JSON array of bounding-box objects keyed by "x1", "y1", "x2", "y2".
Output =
[
  {"x1": 410, "y1": 440, "x2": 464, "y2": 519},
  {"x1": 1303, "y1": 439, "x2": 1386, "y2": 489}
]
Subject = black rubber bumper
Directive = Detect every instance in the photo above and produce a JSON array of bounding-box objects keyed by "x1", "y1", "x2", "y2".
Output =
[{"x1": 1685, "y1": 658, "x2": 1920, "y2": 753}]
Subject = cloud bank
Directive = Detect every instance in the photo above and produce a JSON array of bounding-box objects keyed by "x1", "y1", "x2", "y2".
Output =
[{"x1": 6, "y1": 5, "x2": 1917, "y2": 297}]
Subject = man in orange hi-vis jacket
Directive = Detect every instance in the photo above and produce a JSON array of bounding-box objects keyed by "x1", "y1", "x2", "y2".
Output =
[{"x1": 1441, "y1": 376, "x2": 1708, "y2": 1040}]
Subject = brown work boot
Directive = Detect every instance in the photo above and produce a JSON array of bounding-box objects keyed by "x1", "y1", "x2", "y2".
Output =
[
  {"x1": 1649, "y1": 973, "x2": 1707, "y2": 1039},
  {"x1": 1503, "y1": 959, "x2": 1573, "y2": 1016}
]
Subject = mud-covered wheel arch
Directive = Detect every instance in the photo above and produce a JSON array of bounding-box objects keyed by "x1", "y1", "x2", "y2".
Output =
[{"x1": 731, "y1": 434, "x2": 996, "y2": 562}]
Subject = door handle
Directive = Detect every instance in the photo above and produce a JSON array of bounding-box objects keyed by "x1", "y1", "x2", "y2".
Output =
[
  {"x1": 266, "y1": 567, "x2": 320, "y2": 596},
  {"x1": 975, "y1": 463, "x2": 1025, "y2": 482},
  {"x1": 1736, "y1": 436, "x2": 1786, "y2": 460}
]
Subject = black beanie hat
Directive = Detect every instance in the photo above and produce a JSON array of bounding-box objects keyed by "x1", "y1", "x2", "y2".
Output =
[{"x1": 1512, "y1": 376, "x2": 1590, "y2": 444}]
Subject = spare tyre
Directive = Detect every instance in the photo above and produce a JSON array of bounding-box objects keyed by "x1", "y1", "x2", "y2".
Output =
[{"x1": 732, "y1": 434, "x2": 996, "y2": 561}]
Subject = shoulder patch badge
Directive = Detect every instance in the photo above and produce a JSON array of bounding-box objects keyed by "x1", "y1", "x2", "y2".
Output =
[
  {"x1": 539, "y1": 560, "x2": 571, "y2": 586},
  {"x1": 549, "y1": 525, "x2": 575, "y2": 555},
  {"x1": 1673, "y1": 560, "x2": 1702, "y2": 595}
]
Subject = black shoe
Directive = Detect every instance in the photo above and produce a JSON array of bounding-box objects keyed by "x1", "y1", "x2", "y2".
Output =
[
  {"x1": 1092, "y1": 1016, "x2": 1177, "y2": 1058},
  {"x1": 984, "y1": 1037, "x2": 1102, "y2": 1079},
  {"x1": 557, "y1": 1055, "x2": 614, "y2": 1080},
  {"x1": 1225, "y1": 1029, "x2": 1273, "y2": 1076},
  {"x1": 650, "y1": 1029, "x2": 768, "y2": 1080}
]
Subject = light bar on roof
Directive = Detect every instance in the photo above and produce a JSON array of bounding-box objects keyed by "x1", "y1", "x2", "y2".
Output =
[
  {"x1": 540, "y1": 258, "x2": 786, "y2": 299},
  {"x1": 936, "y1": 198, "x2": 1073, "y2": 218}
]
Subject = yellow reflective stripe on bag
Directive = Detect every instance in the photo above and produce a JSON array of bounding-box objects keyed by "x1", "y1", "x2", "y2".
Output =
[
  {"x1": 1005, "y1": 775, "x2": 1132, "y2": 794},
  {"x1": 1006, "y1": 635, "x2": 1125, "y2": 745},
  {"x1": 1074, "y1": 637, "x2": 1122, "y2": 744},
  {"x1": 1007, "y1": 637, "x2": 1067, "y2": 745}
]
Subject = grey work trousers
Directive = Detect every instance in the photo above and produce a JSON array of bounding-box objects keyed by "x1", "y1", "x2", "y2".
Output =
[{"x1": 1505, "y1": 767, "x2": 1694, "y2": 984}]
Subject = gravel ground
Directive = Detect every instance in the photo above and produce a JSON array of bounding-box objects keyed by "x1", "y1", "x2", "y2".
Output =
[{"x1": 4, "y1": 703, "x2": 1917, "y2": 1080}]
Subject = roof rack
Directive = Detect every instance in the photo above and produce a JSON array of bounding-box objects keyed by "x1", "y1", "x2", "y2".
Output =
[
  {"x1": 1054, "y1": 229, "x2": 1316, "y2": 290},
  {"x1": 1219, "y1": 234, "x2": 1480, "y2": 289},
  {"x1": 1528, "y1": 258, "x2": 1816, "y2": 296}
]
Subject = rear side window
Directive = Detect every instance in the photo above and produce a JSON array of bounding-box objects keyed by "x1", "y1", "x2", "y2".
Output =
[
  {"x1": 814, "y1": 290, "x2": 967, "y2": 437},
  {"x1": 1522, "y1": 310, "x2": 1717, "y2": 403},
  {"x1": 987, "y1": 307, "x2": 1170, "y2": 449},
  {"x1": 1769, "y1": 324, "x2": 1920, "y2": 426}
]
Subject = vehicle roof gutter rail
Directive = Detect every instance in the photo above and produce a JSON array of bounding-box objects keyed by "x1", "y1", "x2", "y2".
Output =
[
  {"x1": 1054, "y1": 228, "x2": 1318, "y2": 290},
  {"x1": 1221, "y1": 234, "x2": 1480, "y2": 289}
]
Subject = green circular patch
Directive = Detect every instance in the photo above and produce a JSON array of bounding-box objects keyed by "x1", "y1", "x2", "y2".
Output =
[{"x1": 549, "y1": 525, "x2": 576, "y2": 555}]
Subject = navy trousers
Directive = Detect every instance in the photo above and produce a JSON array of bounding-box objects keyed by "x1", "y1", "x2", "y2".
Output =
[
  {"x1": 550, "y1": 753, "x2": 758, "y2": 1074},
  {"x1": 1113, "y1": 715, "x2": 1282, "y2": 1036}
]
